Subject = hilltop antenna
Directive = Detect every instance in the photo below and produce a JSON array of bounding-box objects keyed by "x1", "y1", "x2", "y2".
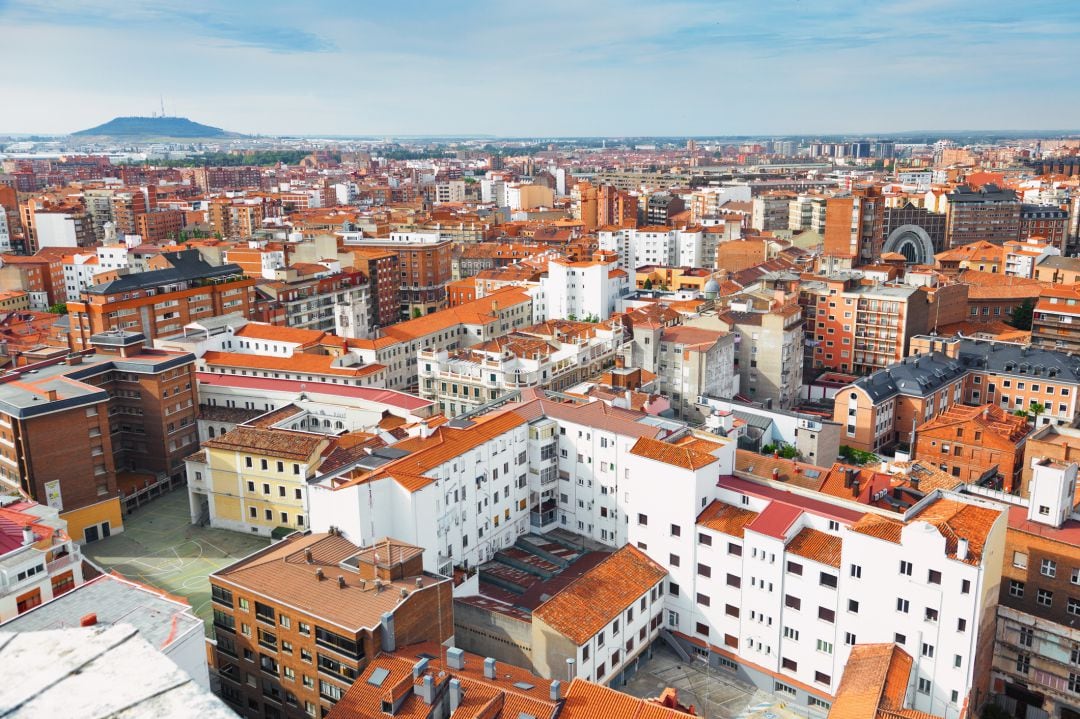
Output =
[{"x1": 160, "y1": 95, "x2": 166, "y2": 118}]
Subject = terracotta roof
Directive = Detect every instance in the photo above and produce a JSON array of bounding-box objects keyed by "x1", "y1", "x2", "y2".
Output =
[
  {"x1": 201, "y1": 350, "x2": 384, "y2": 378},
  {"x1": 850, "y1": 497, "x2": 1001, "y2": 565},
  {"x1": 629, "y1": 436, "x2": 719, "y2": 470},
  {"x1": 696, "y1": 501, "x2": 759, "y2": 537},
  {"x1": 785, "y1": 527, "x2": 842, "y2": 568},
  {"x1": 916, "y1": 403, "x2": 1031, "y2": 445},
  {"x1": 233, "y1": 323, "x2": 327, "y2": 347},
  {"x1": 202, "y1": 426, "x2": 326, "y2": 461},
  {"x1": 213, "y1": 533, "x2": 439, "y2": 631},
  {"x1": 559, "y1": 678, "x2": 692, "y2": 719},
  {"x1": 532, "y1": 545, "x2": 667, "y2": 645},
  {"x1": 829, "y1": 643, "x2": 913, "y2": 719}
]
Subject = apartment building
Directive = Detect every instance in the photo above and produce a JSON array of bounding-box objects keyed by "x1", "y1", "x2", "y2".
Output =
[
  {"x1": 339, "y1": 247, "x2": 399, "y2": 331},
  {"x1": 598, "y1": 226, "x2": 710, "y2": 270},
  {"x1": 208, "y1": 532, "x2": 452, "y2": 718},
  {"x1": 21, "y1": 198, "x2": 92, "y2": 252},
  {"x1": 341, "y1": 234, "x2": 453, "y2": 319},
  {"x1": 136, "y1": 209, "x2": 185, "y2": 243},
  {"x1": 620, "y1": 433, "x2": 1005, "y2": 718},
  {"x1": 836, "y1": 336, "x2": 1080, "y2": 453},
  {"x1": 822, "y1": 186, "x2": 885, "y2": 269},
  {"x1": 348, "y1": 287, "x2": 534, "y2": 391},
  {"x1": 752, "y1": 192, "x2": 796, "y2": 232},
  {"x1": 418, "y1": 320, "x2": 622, "y2": 417},
  {"x1": 0, "y1": 497, "x2": 83, "y2": 620},
  {"x1": 990, "y1": 459, "x2": 1080, "y2": 719},
  {"x1": 187, "y1": 417, "x2": 331, "y2": 536},
  {"x1": 709, "y1": 303, "x2": 805, "y2": 409},
  {"x1": 0, "y1": 331, "x2": 197, "y2": 542},
  {"x1": 913, "y1": 404, "x2": 1031, "y2": 492},
  {"x1": 1033, "y1": 283, "x2": 1080, "y2": 354},
  {"x1": 66, "y1": 249, "x2": 257, "y2": 351},
  {"x1": 539, "y1": 251, "x2": 629, "y2": 322},
  {"x1": 800, "y1": 275, "x2": 930, "y2": 375},
  {"x1": 883, "y1": 201, "x2": 947, "y2": 264},
  {"x1": 1035, "y1": 256, "x2": 1080, "y2": 286},
  {"x1": 619, "y1": 304, "x2": 737, "y2": 422},
  {"x1": 0, "y1": 255, "x2": 53, "y2": 310},
  {"x1": 258, "y1": 269, "x2": 371, "y2": 334},
  {"x1": 1019, "y1": 425, "x2": 1080, "y2": 497},
  {"x1": 1003, "y1": 238, "x2": 1060, "y2": 278},
  {"x1": 1019, "y1": 204, "x2": 1070, "y2": 250},
  {"x1": 945, "y1": 185, "x2": 1021, "y2": 248},
  {"x1": 209, "y1": 198, "x2": 265, "y2": 239}
]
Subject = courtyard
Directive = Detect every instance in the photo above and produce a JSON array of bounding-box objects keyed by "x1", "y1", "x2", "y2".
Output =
[
  {"x1": 82, "y1": 489, "x2": 270, "y2": 634},
  {"x1": 621, "y1": 644, "x2": 811, "y2": 719}
]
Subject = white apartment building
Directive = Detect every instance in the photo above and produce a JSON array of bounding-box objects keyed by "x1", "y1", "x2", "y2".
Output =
[
  {"x1": 598, "y1": 227, "x2": 708, "y2": 270},
  {"x1": 539, "y1": 251, "x2": 628, "y2": 322},
  {"x1": 34, "y1": 210, "x2": 84, "y2": 248},
  {"x1": 417, "y1": 321, "x2": 623, "y2": 417},
  {"x1": 480, "y1": 179, "x2": 507, "y2": 206},
  {"x1": 0, "y1": 211, "x2": 10, "y2": 252},
  {"x1": 621, "y1": 438, "x2": 1006, "y2": 718},
  {"x1": 0, "y1": 499, "x2": 84, "y2": 622},
  {"x1": 433, "y1": 180, "x2": 466, "y2": 204},
  {"x1": 62, "y1": 252, "x2": 103, "y2": 301},
  {"x1": 95, "y1": 244, "x2": 131, "y2": 273}
]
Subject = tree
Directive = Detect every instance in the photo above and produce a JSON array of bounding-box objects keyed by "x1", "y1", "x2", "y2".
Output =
[
  {"x1": 567, "y1": 314, "x2": 577, "y2": 322},
  {"x1": 1008, "y1": 298, "x2": 1035, "y2": 330},
  {"x1": 411, "y1": 307, "x2": 423, "y2": 319},
  {"x1": 762, "y1": 442, "x2": 798, "y2": 459},
  {"x1": 47, "y1": 303, "x2": 68, "y2": 315},
  {"x1": 1029, "y1": 402, "x2": 1046, "y2": 425},
  {"x1": 643, "y1": 278, "x2": 653, "y2": 290}
]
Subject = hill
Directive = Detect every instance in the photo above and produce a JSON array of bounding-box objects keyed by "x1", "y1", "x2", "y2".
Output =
[{"x1": 72, "y1": 116, "x2": 241, "y2": 139}]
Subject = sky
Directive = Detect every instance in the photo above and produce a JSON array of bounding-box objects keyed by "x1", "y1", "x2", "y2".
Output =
[{"x1": 1, "y1": 0, "x2": 1078, "y2": 137}]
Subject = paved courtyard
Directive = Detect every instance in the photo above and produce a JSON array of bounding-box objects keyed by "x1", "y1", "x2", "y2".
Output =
[
  {"x1": 82, "y1": 489, "x2": 269, "y2": 634},
  {"x1": 622, "y1": 645, "x2": 806, "y2": 719}
]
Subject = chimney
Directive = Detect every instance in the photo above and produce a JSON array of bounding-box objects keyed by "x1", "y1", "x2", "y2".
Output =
[
  {"x1": 400, "y1": 588, "x2": 409, "y2": 599},
  {"x1": 550, "y1": 680, "x2": 562, "y2": 701},
  {"x1": 375, "y1": 579, "x2": 383, "y2": 593},
  {"x1": 380, "y1": 611, "x2": 396, "y2": 652},
  {"x1": 315, "y1": 568, "x2": 324, "y2": 581},
  {"x1": 483, "y1": 657, "x2": 497, "y2": 680},
  {"x1": 413, "y1": 657, "x2": 429, "y2": 679},
  {"x1": 771, "y1": 468, "x2": 780, "y2": 480},
  {"x1": 337, "y1": 575, "x2": 346, "y2": 588},
  {"x1": 419, "y1": 675, "x2": 436, "y2": 705},
  {"x1": 957, "y1": 537, "x2": 969, "y2": 561},
  {"x1": 415, "y1": 577, "x2": 424, "y2": 589},
  {"x1": 449, "y1": 678, "x2": 463, "y2": 711},
  {"x1": 852, "y1": 479, "x2": 861, "y2": 498},
  {"x1": 21, "y1": 526, "x2": 35, "y2": 545},
  {"x1": 910, "y1": 477, "x2": 920, "y2": 491},
  {"x1": 305, "y1": 549, "x2": 313, "y2": 563},
  {"x1": 446, "y1": 647, "x2": 465, "y2": 670},
  {"x1": 80, "y1": 613, "x2": 98, "y2": 627},
  {"x1": 46, "y1": 389, "x2": 58, "y2": 401},
  {"x1": 566, "y1": 658, "x2": 576, "y2": 681}
]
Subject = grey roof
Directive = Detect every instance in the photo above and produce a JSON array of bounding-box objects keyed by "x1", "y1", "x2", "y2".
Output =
[
  {"x1": 854, "y1": 338, "x2": 1080, "y2": 402},
  {"x1": 86, "y1": 249, "x2": 244, "y2": 294},
  {"x1": 0, "y1": 624, "x2": 234, "y2": 718},
  {"x1": 1020, "y1": 204, "x2": 1068, "y2": 218},
  {"x1": 946, "y1": 184, "x2": 1018, "y2": 203},
  {"x1": 1039, "y1": 256, "x2": 1080, "y2": 270},
  {"x1": 732, "y1": 410, "x2": 774, "y2": 431},
  {"x1": 852, "y1": 352, "x2": 967, "y2": 402},
  {"x1": 0, "y1": 574, "x2": 202, "y2": 649}
]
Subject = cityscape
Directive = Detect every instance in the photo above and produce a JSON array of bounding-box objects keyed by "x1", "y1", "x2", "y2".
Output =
[{"x1": 1, "y1": 3, "x2": 1080, "y2": 719}]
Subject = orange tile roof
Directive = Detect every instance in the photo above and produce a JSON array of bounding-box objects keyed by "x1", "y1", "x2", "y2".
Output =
[
  {"x1": 629, "y1": 436, "x2": 719, "y2": 470},
  {"x1": 201, "y1": 350, "x2": 384, "y2": 378},
  {"x1": 696, "y1": 501, "x2": 759, "y2": 537},
  {"x1": 202, "y1": 426, "x2": 327, "y2": 461},
  {"x1": 377, "y1": 287, "x2": 532, "y2": 343},
  {"x1": 233, "y1": 322, "x2": 328, "y2": 346},
  {"x1": 916, "y1": 403, "x2": 1030, "y2": 445},
  {"x1": 850, "y1": 498, "x2": 1001, "y2": 565},
  {"x1": 532, "y1": 545, "x2": 667, "y2": 645},
  {"x1": 560, "y1": 679, "x2": 692, "y2": 719},
  {"x1": 829, "y1": 643, "x2": 913, "y2": 719},
  {"x1": 785, "y1": 527, "x2": 842, "y2": 567}
]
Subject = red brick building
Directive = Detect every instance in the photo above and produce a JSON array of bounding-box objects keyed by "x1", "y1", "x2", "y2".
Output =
[{"x1": 913, "y1": 404, "x2": 1031, "y2": 492}]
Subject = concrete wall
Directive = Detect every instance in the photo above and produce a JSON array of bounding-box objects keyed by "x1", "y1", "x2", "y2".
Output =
[{"x1": 452, "y1": 599, "x2": 534, "y2": 673}]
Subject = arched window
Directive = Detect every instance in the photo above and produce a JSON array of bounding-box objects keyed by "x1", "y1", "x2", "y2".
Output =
[{"x1": 207, "y1": 426, "x2": 215, "y2": 438}]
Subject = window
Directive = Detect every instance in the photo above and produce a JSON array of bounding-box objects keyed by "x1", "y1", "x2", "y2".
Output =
[
  {"x1": 1038, "y1": 589, "x2": 1054, "y2": 607},
  {"x1": 925, "y1": 607, "x2": 939, "y2": 623},
  {"x1": 958, "y1": 618, "x2": 967, "y2": 632},
  {"x1": 726, "y1": 573, "x2": 741, "y2": 588},
  {"x1": 695, "y1": 622, "x2": 709, "y2": 637},
  {"x1": 961, "y1": 579, "x2": 971, "y2": 594},
  {"x1": 922, "y1": 643, "x2": 934, "y2": 658},
  {"x1": 895, "y1": 633, "x2": 906, "y2": 645},
  {"x1": 1043, "y1": 559, "x2": 1057, "y2": 578},
  {"x1": 815, "y1": 671, "x2": 831, "y2": 686},
  {"x1": 670, "y1": 524, "x2": 681, "y2": 537},
  {"x1": 783, "y1": 626, "x2": 799, "y2": 640},
  {"x1": 820, "y1": 572, "x2": 837, "y2": 589},
  {"x1": 638, "y1": 513, "x2": 648, "y2": 526},
  {"x1": 669, "y1": 554, "x2": 680, "y2": 567},
  {"x1": 785, "y1": 595, "x2": 801, "y2": 610},
  {"x1": 918, "y1": 678, "x2": 931, "y2": 695},
  {"x1": 697, "y1": 563, "x2": 711, "y2": 578},
  {"x1": 1013, "y1": 551, "x2": 1028, "y2": 569},
  {"x1": 1069, "y1": 598, "x2": 1080, "y2": 616},
  {"x1": 726, "y1": 604, "x2": 740, "y2": 618},
  {"x1": 928, "y1": 569, "x2": 941, "y2": 585},
  {"x1": 850, "y1": 564, "x2": 862, "y2": 578},
  {"x1": 668, "y1": 582, "x2": 680, "y2": 597},
  {"x1": 787, "y1": 561, "x2": 802, "y2": 576},
  {"x1": 1009, "y1": 580, "x2": 1025, "y2": 598},
  {"x1": 818, "y1": 606, "x2": 835, "y2": 623},
  {"x1": 1016, "y1": 653, "x2": 1031, "y2": 674},
  {"x1": 782, "y1": 657, "x2": 797, "y2": 671},
  {"x1": 1019, "y1": 627, "x2": 1034, "y2": 647},
  {"x1": 844, "y1": 632, "x2": 857, "y2": 645},
  {"x1": 897, "y1": 598, "x2": 910, "y2": 613},
  {"x1": 697, "y1": 593, "x2": 711, "y2": 607},
  {"x1": 848, "y1": 599, "x2": 859, "y2": 614},
  {"x1": 816, "y1": 639, "x2": 833, "y2": 654},
  {"x1": 1072, "y1": 568, "x2": 1080, "y2": 585},
  {"x1": 899, "y1": 560, "x2": 912, "y2": 576},
  {"x1": 698, "y1": 533, "x2": 712, "y2": 546}
]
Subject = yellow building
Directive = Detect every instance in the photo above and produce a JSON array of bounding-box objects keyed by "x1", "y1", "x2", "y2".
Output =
[
  {"x1": 186, "y1": 424, "x2": 329, "y2": 537},
  {"x1": 635, "y1": 265, "x2": 722, "y2": 292}
]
